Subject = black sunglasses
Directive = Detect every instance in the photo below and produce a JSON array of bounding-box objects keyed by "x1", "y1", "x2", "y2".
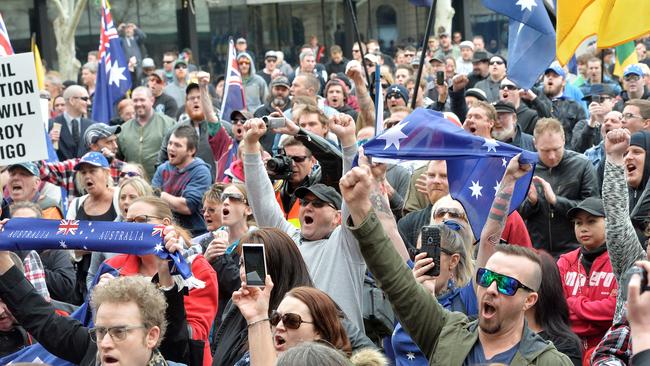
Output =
[
  {"x1": 490, "y1": 60, "x2": 504, "y2": 65},
  {"x1": 500, "y1": 85, "x2": 518, "y2": 91},
  {"x1": 270, "y1": 310, "x2": 313, "y2": 329},
  {"x1": 288, "y1": 155, "x2": 308, "y2": 163},
  {"x1": 300, "y1": 197, "x2": 336, "y2": 209},
  {"x1": 476, "y1": 267, "x2": 534, "y2": 296},
  {"x1": 73, "y1": 96, "x2": 90, "y2": 101}
]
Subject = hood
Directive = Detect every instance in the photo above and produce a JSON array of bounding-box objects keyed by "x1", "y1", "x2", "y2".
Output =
[
  {"x1": 237, "y1": 52, "x2": 256, "y2": 76},
  {"x1": 179, "y1": 157, "x2": 211, "y2": 173},
  {"x1": 629, "y1": 131, "x2": 650, "y2": 210}
]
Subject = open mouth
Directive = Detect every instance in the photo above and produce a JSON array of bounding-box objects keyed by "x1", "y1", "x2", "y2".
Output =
[
  {"x1": 11, "y1": 184, "x2": 22, "y2": 193},
  {"x1": 222, "y1": 207, "x2": 230, "y2": 217},
  {"x1": 85, "y1": 180, "x2": 95, "y2": 189},
  {"x1": 235, "y1": 127, "x2": 243, "y2": 136},
  {"x1": 482, "y1": 301, "x2": 496, "y2": 319},
  {"x1": 102, "y1": 355, "x2": 119, "y2": 365},
  {"x1": 274, "y1": 335, "x2": 286, "y2": 349},
  {"x1": 468, "y1": 126, "x2": 477, "y2": 134},
  {"x1": 303, "y1": 215, "x2": 314, "y2": 225},
  {"x1": 168, "y1": 152, "x2": 176, "y2": 160},
  {"x1": 627, "y1": 163, "x2": 638, "y2": 174}
]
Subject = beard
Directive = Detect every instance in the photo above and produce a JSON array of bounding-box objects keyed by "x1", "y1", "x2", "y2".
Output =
[
  {"x1": 271, "y1": 96, "x2": 290, "y2": 109},
  {"x1": 186, "y1": 106, "x2": 205, "y2": 121},
  {"x1": 492, "y1": 124, "x2": 516, "y2": 141}
]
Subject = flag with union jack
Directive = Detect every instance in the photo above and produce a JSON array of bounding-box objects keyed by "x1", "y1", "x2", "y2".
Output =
[
  {"x1": 56, "y1": 220, "x2": 79, "y2": 235},
  {"x1": 219, "y1": 38, "x2": 246, "y2": 121},
  {"x1": 0, "y1": 13, "x2": 13, "y2": 57},
  {"x1": 152, "y1": 224, "x2": 165, "y2": 237},
  {"x1": 91, "y1": 0, "x2": 131, "y2": 123}
]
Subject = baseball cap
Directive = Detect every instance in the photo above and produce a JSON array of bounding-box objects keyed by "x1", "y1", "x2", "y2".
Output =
[
  {"x1": 459, "y1": 41, "x2": 474, "y2": 50},
  {"x1": 265, "y1": 50, "x2": 277, "y2": 60},
  {"x1": 493, "y1": 101, "x2": 517, "y2": 114},
  {"x1": 236, "y1": 37, "x2": 247, "y2": 44},
  {"x1": 150, "y1": 70, "x2": 165, "y2": 82},
  {"x1": 364, "y1": 53, "x2": 379, "y2": 65},
  {"x1": 567, "y1": 197, "x2": 605, "y2": 219},
  {"x1": 624, "y1": 64, "x2": 644, "y2": 77},
  {"x1": 142, "y1": 58, "x2": 155, "y2": 68},
  {"x1": 429, "y1": 56, "x2": 444, "y2": 64},
  {"x1": 544, "y1": 64, "x2": 566, "y2": 78},
  {"x1": 472, "y1": 51, "x2": 490, "y2": 63},
  {"x1": 500, "y1": 78, "x2": 518, "y2": 88},
  {"x1": 437, "y1": 26, "x2": 450, "y2": 37},
  {"x1": 385, "y1": 84, "x2": 409, "y2": 104},
  {"x1": 8, "y1": 162, "x2": 38, "y2": 177},
  {"x1": 270, "y1": 76, "x2": 291, "y2": 89},
  {"x1": 465, "y1": 88, "x2": 487, "y2": 102},
  {"x1": 174, "y1": 59, "x2": 188, "y2": 69},
  {"x1": 84, "y1": 124, "x2": 121, "y2": 147},
  {"x1": 230, "y1": 109, "x2": 253, "y2": 121},
  {"x1": 74, "y1": 152, "x2": 110, "y2": 171},
  {"x1": 294, "y1": 184, "x2": 342, "y2": 210}
]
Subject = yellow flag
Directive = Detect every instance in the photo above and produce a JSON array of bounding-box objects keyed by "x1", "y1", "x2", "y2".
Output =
[
  {"x1": 556, "y1": 0, "x2": 606, "y2": 65},
  {"x1": 597, "y1": 0, "x2": 650, "y2": 48},
  {"x1": 31, "y1": 34, "x2": 45, "y2": 90}
]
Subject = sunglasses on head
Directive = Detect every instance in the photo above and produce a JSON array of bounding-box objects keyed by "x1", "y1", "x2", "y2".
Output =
[
  {"x1": 221, "y1": 192, "x2": 246, "y2": 203},
  {"x1": 119, "y1": 171, "x2": 141, "y2": 178},
  {"x1": 270, "y1": 310, "x2": 313, "y2": 329},
  {"x1": 300, "y1": 197, "x2": 335, "y2": 209},
  {"x1": 476, "y1": 267, "x2": 534, "y2": 296}
]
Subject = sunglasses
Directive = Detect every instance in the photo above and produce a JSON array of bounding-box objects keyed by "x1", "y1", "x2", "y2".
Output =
[
  {"x1": 300, "y1": 197, "x2": 336, "y2": 209},
  {"x1": 125, "y1": 214, "x2": 163, "y2": 223},
  {"x1": 387, "y1": 93, "x2": 403, "y2": 100},
  {"x1": 221, "y1": 192, "x2": 247, "y2": 203},
  {"x1": 231, "y1": 118, "x2": 246, "y2": 125},
  {"x1": 149, "y1": 77, "x2": 163, "y2": 85},
  {"x1": 490, "y1": 60, "x2": 504, "y2": 65},
  {"x1": 119, "y1": 171, "x2": 141, "y2": 178},
  {"x1": 591, "y1": 95, "x2": 612, "y2": 103},
  {"x1": 73, "y1": 96, "x2": 90, "y2": 101},
  {"x1": 175, "y1": 65, "x2": 187, "y2": 70},
  {"x1": 238, "y1": 60, "x2": 251, "y2": 65},
  {"x1": 270, "y1": 310, "x2": 313, "y2": 329},
  {"x1": 433, "y1": 207, "x2": 467, "y2": 221},
  {"x1": 499, "y1": 85, "x2": 518, "y2": 91},
  {"x1": 288, "y1": 155, "x2": 308, "y2": 163},
  {"x1": 162, "y1": 60, "x2": 174, "y2": 64},
  {"x1": 476, "y1": 267, "x2": 534, "y2": 296},
  {"x1": 625, "y1": 75, "x2": 641, "y2": 82}
]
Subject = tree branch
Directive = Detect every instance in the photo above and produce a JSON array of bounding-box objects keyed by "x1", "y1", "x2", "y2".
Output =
[
  {"x1": 51, "y1": 0, "x2": 66, "y2": 19},
  {"x1": 69, "y1": 0, "x2": 89, "y2": 36}
]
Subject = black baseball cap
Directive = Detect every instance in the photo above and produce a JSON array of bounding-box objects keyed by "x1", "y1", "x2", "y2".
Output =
[
  {"x1": 493, "y1": 101, "x2": 517, "y2": 114},
  {"x1": 472, "y1": 51, "x2": 490, "y2": 63},
  {"x1": 294, "y1": 184, "x2": 342, "y2": 210},
  {"x1": 567, "y1": 197, "x2": 605, "y2": 219}
]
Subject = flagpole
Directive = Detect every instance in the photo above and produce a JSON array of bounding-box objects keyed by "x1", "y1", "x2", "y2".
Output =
[
  {"x1": 345, "y1": 0, "x2": 372, "y2": 86},
  {"x1": 411, "y1": 0, "x2": 436, "y2": 110}
]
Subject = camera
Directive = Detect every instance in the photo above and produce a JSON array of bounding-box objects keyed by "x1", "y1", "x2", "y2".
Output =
[
  {"x1": 266, "y1": 154, "x2": 293, "y2": 180},
  {"x1": 262, "y1": 116, "x2": 286, "y2": 129},
  {"x1": 622, "y1": 266, "x2": 649, "y2": 300}
]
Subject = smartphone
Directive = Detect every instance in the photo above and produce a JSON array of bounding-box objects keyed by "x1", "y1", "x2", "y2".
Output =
[
  {"x1": 242, "y1": 243, "x2": 267, "y2": 287},
  {"x1": 262, "y1": 116, "x2": 286, "y2": 129},
  {"x1": 436, "y1": 71, "x2": 445, "y2": 86},
  {"x1": 420, "y1": 226, "x2": 441, "y2": 277}
]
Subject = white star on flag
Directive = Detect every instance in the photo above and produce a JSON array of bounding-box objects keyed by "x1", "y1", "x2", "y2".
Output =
[
  {"x1": 516, "y1": 0, "x2": 537, "y2": 12},
  {"x1": 59, "y1": 240, "x2": 67, "y2": 249},
  {"x1": 88, "y1": 222, "x2": 92, "y2": 226},
  {"x1": 502, "y1": 158, "x2": 508, "y2": 167},
  {"x1": 108, "y1": 60, "x2": 127, "y2": 86},
  {"x1": 494, "y1": 180, "x2": 501, "y2": 194},
  {"x1": 378, "y1": 121, "x2": 409, "y2": 150},
  {"x1": 154, "y1": 244, "x2": 164, "y2": 252},
  {"x1": 483, "y1": 138, "x2": 499, "y2": 153},
  {"x1": 469, "y1": 180, "x2": 483, "y2": 199},
  {"x1": 406, "y1": 352, "x2": 416, "y2": 361}
]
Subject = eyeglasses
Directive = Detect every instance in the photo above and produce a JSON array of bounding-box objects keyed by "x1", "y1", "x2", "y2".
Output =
[
  {"x1": 476, "y1": 267, "x2": 534, "y2": 296},
  {"x1": 201, "y1": 207, "x2": 219, "y2": 215},
  {"x1": 623, "y1": 112, "x2": 643, "y2": 120},
  {"x1": 288, "y1": 155, "x2": 308, "y2": 163},
  {"x1": 489, "y1": 60, "x2": 504, "y2": 65},
  {"x1": 433, "y1": 207, "x2": 467, "y2": 221},
  {"x1": 625, "y1": 75, "x2": 641, "y2": 82},
  {"x1": 499, "y1": 85, "x2": 517, "y2": 91},
  {"x1": 88, "y1": 325, "x2": 146, "y2": 343},
  {"x1": 73, "y1": 96, "x2": 90, "y2": 101},
  {"x1": 175, "y1": 64, "x2": 187, "y2": 70},
  {"x1": 300, "y1": 197, "x2": 336, "y2": 210},
  {"x1": 221, "y1": 192, "x2": 247, "y2": 204},
  {"x1": 125, "y1": 214, "x2": 163, "y2": 223},
  {"x1": 119, "y1": 171, "x2": 141, "y2": 178},
  {"x1": 270, "y1": 310, "x2": 313, "y2": 329}
]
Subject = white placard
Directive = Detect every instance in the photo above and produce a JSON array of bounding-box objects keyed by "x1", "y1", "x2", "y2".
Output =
[{"x1": 0, "y1": 52, "x2": 48, "y2": 165}]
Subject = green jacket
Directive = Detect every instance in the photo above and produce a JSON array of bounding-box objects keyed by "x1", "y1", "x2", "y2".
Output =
[{"x1": 348, "y1": 210, "x2": 573, "y2": 366}]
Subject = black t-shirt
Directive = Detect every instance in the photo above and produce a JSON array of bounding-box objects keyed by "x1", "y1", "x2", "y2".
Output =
[{"x1": 154, "y1": 92, "x2": 179, "y2": 119}]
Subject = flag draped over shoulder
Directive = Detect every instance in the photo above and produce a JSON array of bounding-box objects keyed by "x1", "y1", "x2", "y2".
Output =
[
  {"x1": 0, "y1": 13, "x2": 13, "y2": 57},
  {"x1": 557, "y1": 0, "x2": 650, "y2": 65},
  {"x1": 0, "y1": 218, "x2": 194, "y2": 280},
  {"x1": 363, "y1": 108, "x2": 538, "y2": 238},
  {"x1": 219, "y1": 39, "x2": 246, "y2": 121},
  {"x1": 613, "y1": 42, "x2": 639, "y2": 77},
  {"x1": 92, "y1": 0, "x2": 132, "y2": 123},
  {"x1": 482, "y1": 0, "x2": 556, "y2": 89}
]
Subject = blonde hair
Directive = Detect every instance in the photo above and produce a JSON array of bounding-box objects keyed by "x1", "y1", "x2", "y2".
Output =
[
  {"x1": 533, "y1": 118, "x2": 564, "y2": 139},
  {"x1": 130, "y1": 196, "x2": 192, "y2": 245},
  {"x1": 119, "y1": 177, "x2": 153, "y2": 199}
]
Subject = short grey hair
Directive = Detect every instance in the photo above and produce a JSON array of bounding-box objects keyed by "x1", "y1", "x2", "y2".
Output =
[
  {"x1": 82, "y1": 62, "x2": 98, "y2": 74},
  {"x1": 299, "y1": 50, "x2": 315, "y2": 63}
]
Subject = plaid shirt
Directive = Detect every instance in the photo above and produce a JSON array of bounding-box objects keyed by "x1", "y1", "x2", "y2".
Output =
[
  {"x1": 22, "y1": 250, "x2": 51, "y2": 302},
  {"x1": 37, "y1": 157, "x2": 125, "y2": 193},
  {"x1": 591, "y1": 319, "x2": 631, "y2": 366}
]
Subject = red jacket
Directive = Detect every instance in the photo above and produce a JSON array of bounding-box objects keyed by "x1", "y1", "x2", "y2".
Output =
[
  {"x1": 504, "y1": 211, "x2": 533, "y2": 248},
  {"x1": 557, "y1": 247, "x2": 617, "y2": 352},
  {"x1": 106, "y1": 254, "x2": 218, "y2": 366}
]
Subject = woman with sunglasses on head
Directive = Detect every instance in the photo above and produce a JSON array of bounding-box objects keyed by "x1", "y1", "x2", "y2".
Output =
[
  {"x1": 232, "y1": 282, "x2": 352, "y2": 366},
  {"x1": 118, "y1": 162, "x2": 147, "y2": 183},
  {"x1": 104, "y1": 196, "x2": 218, "y2": 366}
]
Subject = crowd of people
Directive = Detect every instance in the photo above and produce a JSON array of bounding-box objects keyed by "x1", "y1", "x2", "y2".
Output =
[{"x1": 1, "y1": 23, "x2": 650, "y2": 366}]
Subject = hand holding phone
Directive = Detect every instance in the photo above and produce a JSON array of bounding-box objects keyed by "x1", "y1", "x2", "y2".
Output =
[
  {"x1": 420, "y1": 226, "x2": 441, "y2": 277},
  {"x1": 436, "y1": 71, "x2": 445, "y2": 86},
  {"x1": 242, "y1": 243, "x2": 267, "y2": 287}
]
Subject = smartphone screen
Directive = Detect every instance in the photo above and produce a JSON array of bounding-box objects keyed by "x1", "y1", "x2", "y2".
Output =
[
  {"x1": 242, "y1": 244, "x2": 267, "y2": 287},
  {"x1": 436, "y1": 71, "x2": 445, "y2": 86}
]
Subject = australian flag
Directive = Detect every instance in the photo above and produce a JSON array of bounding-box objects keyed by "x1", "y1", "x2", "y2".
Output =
[
  {"x1": 91, "y1": 0, "x2": 131, "y2": 123},
  {"x1": 363, "y1": 108, "x2": 538, "y2": 238},
  {"x1": 481, "y1": 0, "x2": 555, "y2": 89},
  {"x1": 219, "y1": 38, "x2": 246, "y2": 121}
]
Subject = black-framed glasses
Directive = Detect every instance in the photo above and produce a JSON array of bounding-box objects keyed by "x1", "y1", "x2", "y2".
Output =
[
  {"x1": 476, "y1": 267, "x2": 534, "y2": 296},
  {"x1": 288, "y1": 155, "x2": 308, "y2": 163},
  {"x1": 125, "y1": 214, "x2": 163, "y2": 223},
  {"x1": 270, "y1": 310, "x2": 313, "y2": 329},
  {"x1": 499, "y1": 85, "x2": 518, "y2": 91},
  {"x1": 300, "y1": 197, "x2": 335, "y2": 210},
  {"x1": 221, "y1": 192, "x2": 247, "y2": 204},
  {"x1": 73, "y1": 96, "x2": 90, "y2": 101},
  {"x1": 433, "y1": 207, "x2": 467, "y2": 222},
  {"x1": 88, "y1": 325, "x2": 146, "y2": 343},
  {"x1": 119, "y1": 171, "x2": 141, "y2": 178},
  {"x1": 489, "y1": 60, "x2": 504, "y2": 65}
]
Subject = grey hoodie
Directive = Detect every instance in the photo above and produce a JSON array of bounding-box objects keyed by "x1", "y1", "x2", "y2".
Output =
[{"x1": 237, "y1": 52, "x2": 269, "y2": 113}]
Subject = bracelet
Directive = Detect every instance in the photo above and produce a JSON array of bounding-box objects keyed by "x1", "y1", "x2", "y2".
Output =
[{"x1": 247, "y1": 318, "x2": 270, "y2": 329}]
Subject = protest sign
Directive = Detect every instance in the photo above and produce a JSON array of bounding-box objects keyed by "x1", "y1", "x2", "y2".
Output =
[{"x1": 0, "y1": 52, "x2": 47, "y2": 164}]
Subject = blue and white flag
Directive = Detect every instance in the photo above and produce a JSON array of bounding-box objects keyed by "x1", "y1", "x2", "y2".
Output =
[
  {"x1": 219, "y1": 38, "x2": 246, "y2": 121},
  {"x1": 91, "y1": 0, "x2": 131, "y2": 123},
  {"x1": 374, "y1": 64, "x2": 384, "y2": 135},
  {"x1": 363, "y1": 108, "x2": 537, "y2": 238},
  {"x1": 0, "y1": 218, "x2": 194, "y2": 280},
  {"x1": 408, "y1": 0, "x2": 432, "y2": 7},
  {"x1": 481, "y1": 0, "x2": 556, "y2": 89}
]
